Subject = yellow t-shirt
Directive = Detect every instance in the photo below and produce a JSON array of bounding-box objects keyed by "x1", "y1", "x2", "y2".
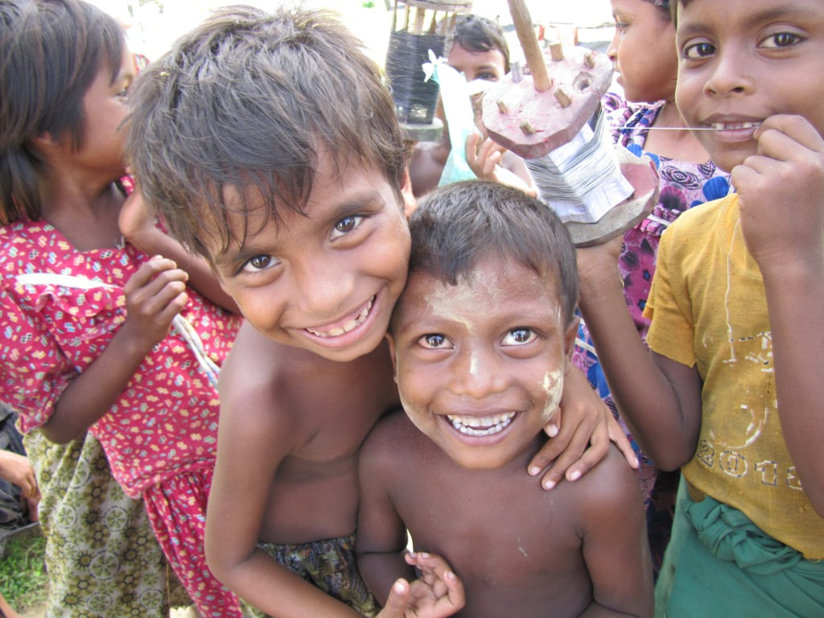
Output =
[{"x1": 644, "y1": 193, "x2": 824, "y2": 559}]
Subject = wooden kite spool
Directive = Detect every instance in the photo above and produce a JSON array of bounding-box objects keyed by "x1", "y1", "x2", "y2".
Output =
[{"x1": 481, "y1": 0, "x2": 658, "y2": 246}]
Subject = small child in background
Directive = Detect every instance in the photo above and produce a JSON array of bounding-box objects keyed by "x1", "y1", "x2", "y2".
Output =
[
  {"x1": 0, "y1": 406, "x2": 37, "y2": 618},
  {"x1": 577, "y1": 0, "x2": 824, "y2": 614},
  {"x1": 0, "y1": 406, "x2": 38, "y2": 530},
  {"x1": 408, "y1": 14, "x2": 535, "y2": 197},
  {"x1": 0, "y1": 0, "x2": 242, "y2": 615},
  {"x1": 572, "y1": 0, "x2": 731, "y2": 574},
  {"x1": 604, "y1": 0, "x2": 730, "y2": 338},
  {"x1": 125, "y1": 5, "x2": 635, "y2": 616},
  {"x1": 357, "y1": 180, "x2": 653, "y2": 618}
]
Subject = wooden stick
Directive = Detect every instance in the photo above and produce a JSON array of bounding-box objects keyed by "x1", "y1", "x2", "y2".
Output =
[
  {"x1": 414, "y1": 6, "x2": 425, "y2": 35},
  {"x1": 506, "y1": 0, "x2": 551, "y2": 92}
]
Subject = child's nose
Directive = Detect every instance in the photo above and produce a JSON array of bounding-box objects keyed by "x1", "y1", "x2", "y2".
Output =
[
  {"x1": 448, "y1": 345, "x2": 509, "y2": 399},
  {"x1": 606, "y1": 31, "x2": 619, "y2": 63},
  {"x1": 292, "y1": 256, "x2": 355, "y2": 315},
  {"x1": 704, "y1": 47, "x2": 753, "y2": 97}
]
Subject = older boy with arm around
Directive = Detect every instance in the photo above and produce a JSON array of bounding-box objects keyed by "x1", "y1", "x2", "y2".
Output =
[
  {"x1": 358, "y1": 181, "x2": 653, "y2": 617},
  {"x1": 126, "y1": 6, "x2": 636, "y2": 616}
]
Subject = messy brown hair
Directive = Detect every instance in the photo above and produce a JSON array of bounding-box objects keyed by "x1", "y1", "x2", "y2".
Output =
[{"x1": 126, "y1": 5, "x2": 406, "y2": 259}]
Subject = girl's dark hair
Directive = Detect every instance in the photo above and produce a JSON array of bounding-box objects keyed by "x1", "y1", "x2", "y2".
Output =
[
  {"x1": 405, "y1": 181, "x2": 578, "y2": 325},
  {"x1": 125, "y1": 5, "x2": 407, "y2": 259},
  {"x1": 451, "y1": 14, "x2": 510, "y2": 73},
  {"x1": 0, "y1": 0, "x2": 124, "y2": 223}
]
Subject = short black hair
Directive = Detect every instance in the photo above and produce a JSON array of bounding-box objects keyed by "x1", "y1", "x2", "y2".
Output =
[
  {"x1": 450, "y1": 14, "x2": 510, "y2": 73},
  {"x1": 404, "y1": 181, "x2": 578, "y2": 325}
]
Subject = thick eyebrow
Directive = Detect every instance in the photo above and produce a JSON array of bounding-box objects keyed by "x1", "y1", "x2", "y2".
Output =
[{"x1": 677, "y1": 5, "x2": 820, "y2": 39}]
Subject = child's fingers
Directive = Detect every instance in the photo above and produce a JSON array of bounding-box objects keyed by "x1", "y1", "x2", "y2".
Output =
[
  {"x1": 754, "y1": 114, "x2": 824, "y2": 158},
  {"x1": 405, "y1": 552, "x2": 448, "y2": 585},
  {"x1": 21, "y1": 468, "x2": 38, "y2": 499},
  {"x1": 465, "y1": 132, "x2": 481, "y2": 158},
  {"x1": 125, "y1": 257, "x2": 189, "y2": 314},
  {"x1": 440, "y1": 569, "x2": 465, "y2": 613},
  {"x1": 534, "y1": 411, "x2": 606, "y2": 490},
  {"x1": 124, "y1": 256, "x2": 187, "y2": 297},
  {"x1": 377, "y1": 579, "x2": 410, "y2": 618},
  {"x1": 608, "y1": 413, "x2": 639, "y2": 469},
  {"x1": 527, "y1": 423, "x2": 571, "y2": 487},
  {"x1": 129, "y1": 279, "x2": 188, "y2": 322}
]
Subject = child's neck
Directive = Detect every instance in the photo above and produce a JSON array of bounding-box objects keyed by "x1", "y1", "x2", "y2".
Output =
[
  {"x1": 644, "y1": 100, "x2": 711, "y2": 164},
  {"x1": 40, "y1": 176, "x2": 125, "y2": 251}
]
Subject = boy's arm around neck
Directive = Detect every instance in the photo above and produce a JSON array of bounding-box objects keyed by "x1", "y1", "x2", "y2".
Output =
[
  {"x1": 731, "y1": 114, "x2": 824, "y2": 514},
  {"x1": 118, "y1": 189, "x2": 239, "y2": 313},
  {"x1": 576, "y1": 238, "x2": 702, "y2": 471}
]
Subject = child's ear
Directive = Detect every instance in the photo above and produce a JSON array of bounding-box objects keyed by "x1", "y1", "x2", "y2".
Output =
[
  {"x1": 563, "y1": 315, "x2": 580, "y2": 370},
  {"x1": 401, "y1": 168, "x2": 417, "y2": 218},
  {"x1": 30, "y1": 131, "x2": 60, "y2": 153},
  {"x1": 385, "y1": 333, "x2": 399, "y2": 383}
]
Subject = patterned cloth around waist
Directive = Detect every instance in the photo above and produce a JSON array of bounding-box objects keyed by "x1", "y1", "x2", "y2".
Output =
[{"x1": 255, "y1": 532, "x2": 378, "y2": 617}]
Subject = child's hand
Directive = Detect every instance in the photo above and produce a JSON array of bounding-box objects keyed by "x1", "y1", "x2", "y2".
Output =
[
  {"x1": 376, "y1": 553, "x2": 464, "y2": 618},
  {"x1": 576, "y1": 235, "x2": 625, "y2": 297},
  {"x1": 118, "y1": 187, "x2": 157, "y2": 245},
  {"x1": 0, "y1": 451, "x2": 39, "y2": 499},
  {"x1": 121, "y1": 256, "x2": 189, "y2": 350},
  {"x1": 0, "y1": 451, "x2": 40, "y2": 521},
  {"x1": 465, "y1": 132, "x2": 505, "y2": 180},
  {"x1": 465, "y1": 134, "x2": 537, "y2": 196},
  {"x1": 528, "y1": 366, "x2": 638, "y2": 489},
  {"x1": 732, "y1": 114, "x2": 824, "y2": 271},
  {"x1": 404, "y1": 551, "x2": 465, "y2": 617}
]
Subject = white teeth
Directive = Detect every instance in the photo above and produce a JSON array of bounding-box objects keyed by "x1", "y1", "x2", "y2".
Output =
[
  {"x1": 710, "y1": 121, "x2": 761, "y2": 130},
  {"x1": 446, "y1": 412, "x2": 515, "y2": 437},
  {"x1": 306, "y1": 297, "x2": 373, "y2": 338}
]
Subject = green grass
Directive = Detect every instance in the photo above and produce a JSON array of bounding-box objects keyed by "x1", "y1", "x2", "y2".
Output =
[{"x1": 0, "y1": 528, "x2": 48, "y2": 614}]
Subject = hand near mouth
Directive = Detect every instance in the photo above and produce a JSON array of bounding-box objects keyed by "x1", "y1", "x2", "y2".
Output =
[{"x1": 731, "y1": 113, "x2": 824, "y2": 270}]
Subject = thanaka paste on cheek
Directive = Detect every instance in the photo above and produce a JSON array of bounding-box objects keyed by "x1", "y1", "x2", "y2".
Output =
[{"x1": 541, "y1": 369, "x2": 564, "y2": 424}]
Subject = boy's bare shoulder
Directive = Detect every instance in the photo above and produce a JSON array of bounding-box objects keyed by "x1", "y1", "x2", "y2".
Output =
[
  {"x1": 561, "y1": 445, "x2": 644, "y2": 515},
  {"x1": 360, "y1": 410, "x2": 427, "y2": 462},
  {"x1": 219, "y1": 322, "x2": 293, "y2": 403}
]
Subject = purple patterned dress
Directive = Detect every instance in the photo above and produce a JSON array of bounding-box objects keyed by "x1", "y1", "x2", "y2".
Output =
[{"x1": 572, "y1": 93, "x2": 731, "y2": 575}]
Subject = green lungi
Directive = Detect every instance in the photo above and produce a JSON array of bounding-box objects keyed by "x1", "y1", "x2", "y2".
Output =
[{"x1": 656, "y1": 479, "x2": 824, "y2": 617}]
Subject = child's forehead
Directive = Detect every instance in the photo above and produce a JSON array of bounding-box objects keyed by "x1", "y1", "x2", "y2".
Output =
[{"x1": 406, "y1": 259, "x2": 558, "y2": 308}]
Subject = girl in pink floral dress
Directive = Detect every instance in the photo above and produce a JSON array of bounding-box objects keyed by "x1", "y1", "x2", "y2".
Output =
[
  {"x1": 571, "y1": 0, "x2": 730, "y2": 577},
  {"x1": 0, "y1": 1, "x2": 242, "y2": 615}
]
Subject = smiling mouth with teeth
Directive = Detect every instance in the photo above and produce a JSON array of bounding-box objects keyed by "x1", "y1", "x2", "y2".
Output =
[
  {"x1": 305, "y1": 296, "x2": 374, "y2": 338},
  {"x1": 446, "y1": 412, "x2": 516, "y2": 437},
  {"x1": 708, "y1": 121, "x2": 761, "y2": 131}
]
